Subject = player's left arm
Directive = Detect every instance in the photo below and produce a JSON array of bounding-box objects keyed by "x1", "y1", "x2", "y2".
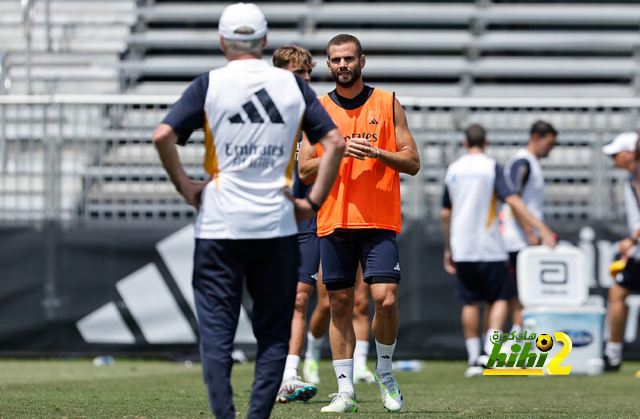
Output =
[
  {"x1": 350, "y1": 98, "x2": 420, "y2": 175},
  {"x1": 379, "y1": 98, "x2": 420, "y2": 175}
]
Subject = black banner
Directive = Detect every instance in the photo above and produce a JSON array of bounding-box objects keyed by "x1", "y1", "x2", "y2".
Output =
[{"x1": 1, "y1": 220, "x2": 639, "y2": 360}]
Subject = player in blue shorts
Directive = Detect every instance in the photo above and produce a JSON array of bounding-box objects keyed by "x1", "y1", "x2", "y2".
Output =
[{"x1": 441, "y1": 124, "x2": 556, "y2": 377}]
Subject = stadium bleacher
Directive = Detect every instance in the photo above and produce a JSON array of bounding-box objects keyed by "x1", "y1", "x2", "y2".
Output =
[{"x1": 1, "y1": 1, "x2": 640, "y2": 223}]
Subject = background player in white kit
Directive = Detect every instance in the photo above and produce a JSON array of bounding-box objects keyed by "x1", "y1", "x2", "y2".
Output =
[
  {"x1": 441, "y1": 124, "x2": 556, "y2": 377},
  {"x1": 500, "y1": 121, "x2": 557, "y2": 338},
  {"x1": 601, "y1": 132, "x2": 640, "y2": 371}
]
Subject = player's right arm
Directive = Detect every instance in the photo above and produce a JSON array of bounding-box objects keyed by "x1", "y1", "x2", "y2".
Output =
[
  {"x1": 154, "y1": 73, "x2": 211, "y2": 210},
  {"x1": 506, "y1": 159, "x2": 538, "y2": 245},
  {"x1": 292, "y1": 78, "x2": 344, "y2": 221},
  {"x1": 298, "y1": 134, "x2": 321, "y2": 185},
  {"x1": 496, "y1": 164, "x2": 556, "y2": 248},
  {"x1": 440, "y1": 183, "x2": 456, "y2": 275}
]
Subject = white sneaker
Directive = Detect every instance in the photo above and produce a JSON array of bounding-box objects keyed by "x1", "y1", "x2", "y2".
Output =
[
  {"x1": 353, "y1": 365, "x2": 376, "y2": 384},
  {"x1": 303, "y1": 359, "x2": 320, "y2": 385},
  {"x1": 374, "y1": 371, "x2": 403, "y2": 412},
  {"x1": 320, "y1": 392, "x2": 358, "y2": 413},
  {"x1": 464, "y1": 366, "x2": 485, "y2": 377},
  {"x1": 275, "y1": 376, "x2": 317, "y2": 403}
]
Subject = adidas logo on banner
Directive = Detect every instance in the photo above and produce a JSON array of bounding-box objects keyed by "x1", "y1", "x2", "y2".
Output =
[
  {"x1": 76, "y1": 225, "x2": 256, "y2": 345},
  {"x1": 369, "y1": 118, "x2": 379, "y2": 125},
  {"x1": 229, "y1": 88, "x2": 284, "y2": 124}
]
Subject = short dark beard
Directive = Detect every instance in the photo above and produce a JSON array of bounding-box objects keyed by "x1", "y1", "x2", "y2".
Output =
[{"x1": 331, "y1": 66, "x2": 361, "y2": 88}]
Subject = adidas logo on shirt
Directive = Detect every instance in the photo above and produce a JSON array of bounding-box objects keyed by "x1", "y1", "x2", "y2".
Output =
[
  {"x1": 369, "y1": 118, "x2": 379, "y2": 125},
  {"x1": 394, "y1": 263, "x2": 401, "y2": 272},
  {"x1": 228, "y1": 88, "x2": 284, "y2": 124}
]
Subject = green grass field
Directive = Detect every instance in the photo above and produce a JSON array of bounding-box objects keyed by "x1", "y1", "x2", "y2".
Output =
[{"x1": 0, "y1": 359, "x2": 639, "y2": 418}]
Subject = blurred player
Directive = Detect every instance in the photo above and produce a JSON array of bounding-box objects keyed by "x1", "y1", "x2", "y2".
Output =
[
  {"x1": 601, "y1": 132, "x2": 640, "y2": 371},
  {"x1": 153, "y1": 4, "x2": 344, "y2": 418},
  {"x1": 441, "y1": 124, "x2": 556, "y2": 377},
  {"x1": 501, "y1": 121, "x2": 557, "y2": 338},
  {"x1": 273, "y1": 46, "x2": 375, "y2": 404},
  {"x1": 299, "y1": 34, "x2": 420, "y2": 413},
  {"x1": 271, "y1": 45, "x2": 321, "y2": 403}
]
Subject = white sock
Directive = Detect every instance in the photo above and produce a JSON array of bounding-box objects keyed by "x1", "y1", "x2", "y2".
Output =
[
  {"x1": 510, "y1": 324, "x2": 523, "y2": 336},
  {"x1": 375, "y1": 339, "x2": 396, "y2": 377},
  {"x1": 465, "y1": 337, "x2": 481, "y2": 366},
  {"x1": 333, "y1": 359, "x2": 355, "y2": 397},
  {"x1": 283, "y1": 354, "x2": 300, "y2": 382},
  {"x1": 354, "y1": 340, "x2": 369, "y2": 371},
  {"x1": 305, "y1": 331, "x2": 324, "y2": 362},
  {"x1": 485, "y1": 330, "x2": 502, "y2": 355},
  {"x1": 605, "y1": 341, "x2": 623, "y2": 364}
]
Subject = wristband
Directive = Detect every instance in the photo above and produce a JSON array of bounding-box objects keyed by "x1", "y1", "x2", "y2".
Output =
[{"x1": 306, "y1": 195, "x2": 321, "y2": 212}]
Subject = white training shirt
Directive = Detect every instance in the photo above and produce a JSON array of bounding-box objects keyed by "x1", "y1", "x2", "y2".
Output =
[
  {"x1": 443, "y1": 153, "x2": 515, "y2": 262},
  {"x1": 624, "y1": 175, "x2": 640, "y2": 260},
  {"x1": 501, "y1": 148, "x2": 545, "y2": 252},
  {"x1": 162, "y1": 59, "x2": 335, "y2": 240}
]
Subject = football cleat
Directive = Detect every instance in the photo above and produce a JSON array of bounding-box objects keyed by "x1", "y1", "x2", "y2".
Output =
[
  {"x1": 604, "y1": 354, "x2": 622, "y2": 372},
  {"x1": 275, "y1": 376, "x2": 317, "y2": 403},
  {"x1": 374, "y1": 371, "x2": 403, "y2": 412},
  {"x1": 303, "y1": 359, "x2": 321, "y2": 385},
  {"x1": 353, "y1": 365, "x2": 376, "y2": 384},
  {"x1": 320, "y1": 392, "x2": 358, "y2": 413}
]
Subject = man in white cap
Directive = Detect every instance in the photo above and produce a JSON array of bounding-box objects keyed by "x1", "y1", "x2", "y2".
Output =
[
  {"x1": 153, "y1": 3, "x2": 344, "y2": 418},
  {"x1": 601, "y1": 131, "x2": 640, "y2": 372}
]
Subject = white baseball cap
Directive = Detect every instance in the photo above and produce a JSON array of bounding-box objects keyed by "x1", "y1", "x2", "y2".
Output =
[
  {"x1": 218, "y1": 3, "x2": 268, "y2": 41},
  {"x1": 602, "y1": 132, "x2": 639, "y2": 156}
]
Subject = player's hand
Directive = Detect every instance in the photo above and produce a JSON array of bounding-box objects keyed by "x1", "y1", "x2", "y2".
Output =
[
  {"x1": 344, "y1": 138, "x2": 374, "y2": 160},
  {"x1": 178, "y1": 179, "x2": 210, "y2": 211},
  {"x1": 539, "y1": 226, "x2": 557, "y2": 249},
  {"x1": 284, "y1": 191, "x2": 316, "y2": 223},
  {"x1": 527, "y1": 234, "x2": 541, "y2": 246},
  {"x1": 620, "y1": 238, "x2": 635, "y2": 256},
  {"x1": 443, "y1": 250, "x2": 457, "y2": 275}
]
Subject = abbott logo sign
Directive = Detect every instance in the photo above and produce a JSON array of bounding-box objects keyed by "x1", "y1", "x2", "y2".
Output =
[
  {"x1": 540, "y1": 261, "x2": 568, "y2": 285},
  {"x1": 517, "y1": 246, "x2": 589, "y2": 307}
]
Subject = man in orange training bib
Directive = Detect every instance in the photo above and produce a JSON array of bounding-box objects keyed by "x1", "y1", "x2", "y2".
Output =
[{"x1": 299, "y1": 34, "x2": 420, "y2": 414}]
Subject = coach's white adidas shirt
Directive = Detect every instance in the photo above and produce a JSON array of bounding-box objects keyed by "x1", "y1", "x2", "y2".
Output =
[
  {"x1": 501, "y1": 148, "x2": 545, "y2": 252},
  {"x1": 443, "y1": 153, "x2": 515, "y2": 262},
  {"x1": 163, "y1": 59, "x2": 335, "y2": 239}
]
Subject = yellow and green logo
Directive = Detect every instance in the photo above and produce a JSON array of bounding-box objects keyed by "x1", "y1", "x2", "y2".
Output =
[{"x1": 483, "y1": 331, "x2": 573, "y2": 376}]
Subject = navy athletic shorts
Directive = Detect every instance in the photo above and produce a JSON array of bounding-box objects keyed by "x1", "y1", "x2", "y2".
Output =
[
  {"x1": 455, "y1": 260, "x2": 514, "y2": 305},
  {"x1": 320, "y1": 228, "x2": 401, "y2": 291},
  {"x1": 508, "y1": 251, "x2": 519, "y2": 296},
  {"x1": 618, "y1": 258, "x2": 640, "y2": 293},
  {"x1": 298, "y1": 231, "x2": 320, "y2": 285}
]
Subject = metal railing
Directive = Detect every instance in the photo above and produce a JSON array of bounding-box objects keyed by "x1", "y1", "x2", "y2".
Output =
[{"x1": 0, "y1": 95, "x2": 635, "y2": 224}]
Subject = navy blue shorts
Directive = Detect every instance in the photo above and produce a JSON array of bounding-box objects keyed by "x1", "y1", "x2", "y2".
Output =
[
  {"x1": 298, "y1": 232, "x2": 320, "y2": 285},
  {"x1": 618, "y1": 258, "x2": 640, "y2": 293},
  {"x1": 455, "y1": 261, "x2": 514, "y2": 305},
  {"x1": 320, "y1": 229, "x2": 401, "y2": 291},
  {"x1": 508, "y1": 251, "x2": 519, "y2": 296}
]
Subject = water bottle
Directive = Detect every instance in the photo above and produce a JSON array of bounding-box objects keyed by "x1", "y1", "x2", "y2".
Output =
[
  {"x1": 392, "y1": 360, "x2": 423, "y2": 372},
  {"x1": 92, "y1": 355, "x2": 115, "y2": 367}
]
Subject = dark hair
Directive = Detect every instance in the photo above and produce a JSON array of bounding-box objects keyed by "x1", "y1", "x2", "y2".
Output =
[
  {"x1": 465, "y1": 124, "x2": 486, "y2": 148},
  {"x1": 530, "y1": 120, "x2": 557, "y2": 138},
  {"x1": 273, "y1": 45, "x2": 316, "y2": 70},
  {"x1": 327, "y1": 34, "x2": 363, "y2": 58}
]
